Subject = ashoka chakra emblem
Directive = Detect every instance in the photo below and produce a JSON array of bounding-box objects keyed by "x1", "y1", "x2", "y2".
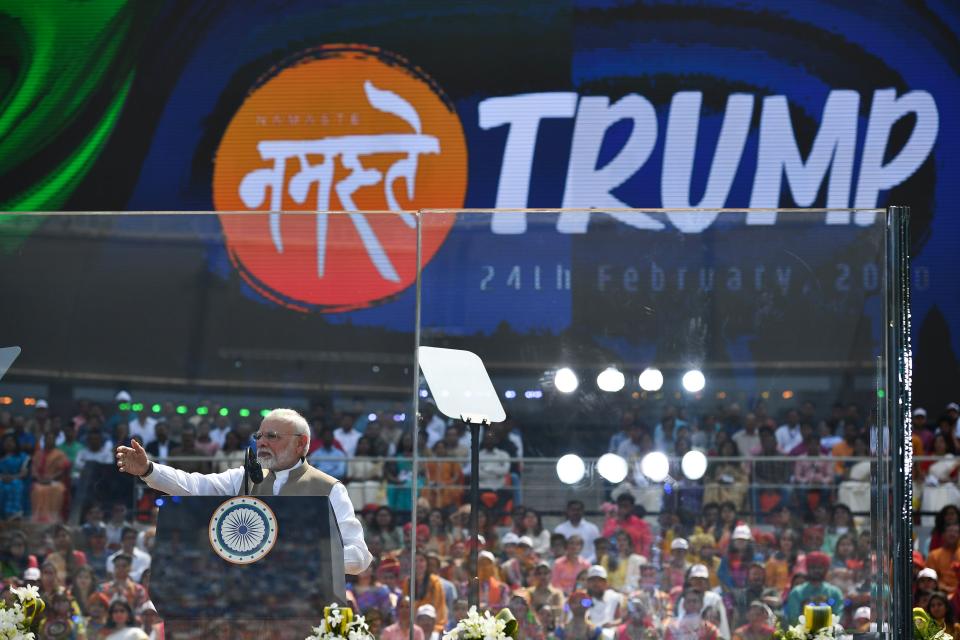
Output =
[{"x1": 209, "y1": 497, "x2": 278, "y2": 565}]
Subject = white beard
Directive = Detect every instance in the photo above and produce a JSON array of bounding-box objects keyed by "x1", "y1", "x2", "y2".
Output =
[{"x1": 258, "y1": 452, "x2": 278, "y2": 470}]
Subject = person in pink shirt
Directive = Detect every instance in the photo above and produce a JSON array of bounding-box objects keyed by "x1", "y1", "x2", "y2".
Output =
[
  {"x1": 794, "y1": 435, "x2": 834, "y2": 513},
  {"x1": 602, "y1": 494, "x2": 653, "y2": 558},
  {"x1": 551, "y1": 535, "x2": 591, "y2": 595},
  {"x1": 382, "y1": 596, "x2": 425, "y2": 640}
]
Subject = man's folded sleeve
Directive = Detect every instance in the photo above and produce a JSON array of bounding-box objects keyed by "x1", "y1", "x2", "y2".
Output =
[{"x1": 329, "y1": 482, "x2": 373, "y2": 574}]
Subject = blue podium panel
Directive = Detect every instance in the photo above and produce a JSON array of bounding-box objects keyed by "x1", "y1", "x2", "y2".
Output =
[{"x1": 151, "y1": 495, "x2": 345, "y2": 632}]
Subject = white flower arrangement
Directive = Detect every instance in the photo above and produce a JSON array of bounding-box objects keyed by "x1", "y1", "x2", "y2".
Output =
[
  {"x1": 442, "y1": 606, "x2": 517, "y2": 640},
  {"x1": 305, "y1": 603, "x2": 374, "y2": 640},
  {"x1": 777, "y1": 620, "x2": 844, "y2": 640},
  {"x1": 774, "y1": 605, "x2": 843, "y2": 640},
  {"x1": 0, "y1": 585, "x2": 44, "y2": 640}
]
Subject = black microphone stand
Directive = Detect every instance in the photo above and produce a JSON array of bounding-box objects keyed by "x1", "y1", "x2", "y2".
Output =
[
  {"x1": 465, "y1": 417, "x2": 489, "y2": 609},
  {"x1": 242, "y1": 447, "x2": 263, "y2": 495}
]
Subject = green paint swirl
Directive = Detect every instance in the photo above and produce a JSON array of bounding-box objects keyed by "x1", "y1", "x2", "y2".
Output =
[{"x1": 0, "y1": 0, "x2": 142, "y2": 249}]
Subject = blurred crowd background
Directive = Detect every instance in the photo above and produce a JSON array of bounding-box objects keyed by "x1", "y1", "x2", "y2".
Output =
[{"x1": 0, "y1": 390, "x2": 957, "y2": 639}]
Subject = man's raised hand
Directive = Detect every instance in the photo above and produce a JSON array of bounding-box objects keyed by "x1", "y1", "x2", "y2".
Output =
[{"x1": 115, "y1": 439, "x2": 150, "y2": 477}]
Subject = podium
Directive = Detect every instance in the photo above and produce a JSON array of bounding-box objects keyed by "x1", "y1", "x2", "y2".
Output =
[{"x1": 151, "y1": 496, "x2": 346, "y2": 637}]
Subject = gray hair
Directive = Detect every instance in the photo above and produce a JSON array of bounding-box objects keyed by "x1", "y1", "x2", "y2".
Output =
[{"x1": 262, "y1": 408, "x2": 311, "y2": 456}]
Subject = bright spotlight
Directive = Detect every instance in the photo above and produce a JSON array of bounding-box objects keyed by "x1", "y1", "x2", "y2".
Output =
[
  {"x1": 640, "y1": 451, "x2": 670, "y2": 483},
  {"x1": 596, "y1": 453, "x2": 628, "y2": 483},
  {"x1": 681, "y1": 449, "x2": 708, "y2": 480},
  {"x1": 596, "y1": 367, "x2": 625, "y2": 392},
  {"x1": 554, "y1": 367, "x2": 579, "y2": 393},
  {"x1": 638, "y1": 368, "x2": 664, "y2": 391},
  {"x1": 681, "y1": 369, "x2": 706, "y2": 393},
  {"x1": 556, "y1": 454, "x2": 586, "y2": 485}
]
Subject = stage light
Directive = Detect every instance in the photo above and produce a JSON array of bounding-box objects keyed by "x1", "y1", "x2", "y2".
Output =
[
  {"x1": 556, "y1": 454, "x2": 586, "y2": 485},
  {"x1": 681, "y1": 370, "x2": 706, "y2": 393},
  {"x1": 132, "y1": 403, "x2": 143, "y2": 412},
  {"x1": 239, "y1": 409, "x2": 251, "y2": 417},
  {"x1": 155, "y1": 498, "x2": 165, "y2": 507},
  {"x1": 151, "y1": 404, "x2": 162, "y2": 413},
  {"x1": 219, "y1": 408, "x2": 229, "y2": 417},
  {"x1": 554, "y1": 367, "x2": 579, "y2": 393},
  {"x1": 638, "y1": 368, "x2": 664, "y2": 392},
  {"x1": 197, "y1": 407, "x2": 209, "y2": 416},
  {"x1": 782, "y1": 390, "x2": 794, "y2": 399},
  {"x1": 640, "y1": 451, "x2": 670, "y2": 482},
  {"x1": 681, "y1": 450, "x2": 708, "y2": 480},
  {"x1": 419, "y1": 389, "x2": 429, "y2": 398},
  {"x1": 259, "y1": 409, "x2": 270, "y2": 417},
  {"x1": 176, "y1": 405, "x2": 187, "y2": 415},
  {"x1": 596, "y1": 453, "x2": 628, "y2": 483},
  {"x1": 524, "y1": 390, "x2": 543, "y2": 399},
  {"x1": 117, "y1": 401, "x2": 129, "y2": 411},
  {"x1": 504, "y1": 390, "x2": 516, "y2": 399},
  {"x1": 368, "y1": 413, "x2": 377, "y2": 421},
  {"x1": 0, "y1": 397, "x2": 11, "y2": 405},
  {"x1": 596, "y1": 367, "x2": 625, "y2": 392}
]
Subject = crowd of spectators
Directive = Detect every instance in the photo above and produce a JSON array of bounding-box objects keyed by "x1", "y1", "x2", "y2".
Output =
[{"x1": 0, "y1": 391, "x2": 957, "y2": 639}]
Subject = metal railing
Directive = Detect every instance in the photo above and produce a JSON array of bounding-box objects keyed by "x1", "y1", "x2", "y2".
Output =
[{"x1": 126, "y1": 453, "x2": 947, "y2": 517}]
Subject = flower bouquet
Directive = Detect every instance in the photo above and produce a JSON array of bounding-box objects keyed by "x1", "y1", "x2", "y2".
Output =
[
  {"x1": 0, "y1": 585, "x2": 45, "y2": 639},
  {"x1": 305, "y1": 603, "x2": 374, "y2": 640},
  {"x1": 773, "y1": 604, "x2": 843, "y2": 640},
  {"x1": 442, "y1": 606, "x2": 518, "y2": 640}
]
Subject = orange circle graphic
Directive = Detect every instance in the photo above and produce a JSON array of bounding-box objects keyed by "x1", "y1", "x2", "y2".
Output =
[{"x1": 213, "y1": 45, "x2": 467, "y2": 312}]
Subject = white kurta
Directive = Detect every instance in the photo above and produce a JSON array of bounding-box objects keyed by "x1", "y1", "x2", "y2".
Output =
[{"x1": 142, "y1": 459, "x2": 373, "y2": 574}]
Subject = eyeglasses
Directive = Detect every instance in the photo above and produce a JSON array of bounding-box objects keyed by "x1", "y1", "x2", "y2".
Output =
[{"x1": 252, "y1": 431, "x2": 301, "y2": 442}]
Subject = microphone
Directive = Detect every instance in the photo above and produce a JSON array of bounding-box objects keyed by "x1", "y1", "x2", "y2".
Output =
[{"x1": 245, "y1": 446, "x2": 263, "y2": 484}]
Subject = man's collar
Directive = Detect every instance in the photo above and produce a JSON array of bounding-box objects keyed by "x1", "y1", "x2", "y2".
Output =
[{"x1": 274, "y1": 458, "x2": 304, "y2": 480}]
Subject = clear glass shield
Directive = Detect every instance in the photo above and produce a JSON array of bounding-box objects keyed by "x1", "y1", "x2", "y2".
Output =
[
  {"x1": 414, "y1": 208, "x2": 901, "y2": 638},
  {"x1": 0, "y1": 208, "x2": 908, "y2": 639},
  {"x1": 0, "y1": 211, "x2": 419, "y2": 638}
]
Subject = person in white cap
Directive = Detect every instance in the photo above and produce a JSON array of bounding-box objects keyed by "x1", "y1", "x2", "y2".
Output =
[
  {"x1": 584, "y1": 564, "x2": 625, "y2": 634},
  {"x1": 664, "y1": 537, "x2": 690, "y2": 591},
  {"x1": 853, "y1": 606, "x2": 872, "y2": 633},
  {"x1": 501, "y1": 535, "x2": 534, "y2": 588},
  {"x1": 501, "y1": 531, "x2": 521, "y2": 552},
  {"x1": 416, "y1": 604, "x2": 439, "y2": 640},
  {"x1": 913, "y1": 408, "x2": 934, "y2": 452},
  {"x1": 675, "y1": 564, "x2": 731, "y2": 639},
  {"x1": 718, "y1": 525, "x2": 755, "y2": 589},
  {"x1": 138, "y1": 600, "x2": 163, "y2": 640},
  {"x1": 106, "y1": 390, "x2": 135, "y2": 435},
  {"x1": 916, "y1": 566, "x2": 939, "y2": 598},
  {"x1": 948, "y1": 402, "x2": 960, "y2": 439},
  {"x1": 528, "y1": 560, "x2": 565, "y2": 611}
]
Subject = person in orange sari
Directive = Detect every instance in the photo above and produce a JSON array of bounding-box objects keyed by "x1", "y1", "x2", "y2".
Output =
[
  {"x1": 424, "y1": 440, "x2": 464, "y2": 510},
  {"x1": 31, "y1": 427, "x2": 70, "y2": 524},
  {"x1": 404, "y1": 554, "x2": 448, "y2": 633}
]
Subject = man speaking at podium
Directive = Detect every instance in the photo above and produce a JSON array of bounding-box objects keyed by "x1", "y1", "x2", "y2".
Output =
[{"x1": 114, "y1": 408, "x2": 373, "y2": 574}]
